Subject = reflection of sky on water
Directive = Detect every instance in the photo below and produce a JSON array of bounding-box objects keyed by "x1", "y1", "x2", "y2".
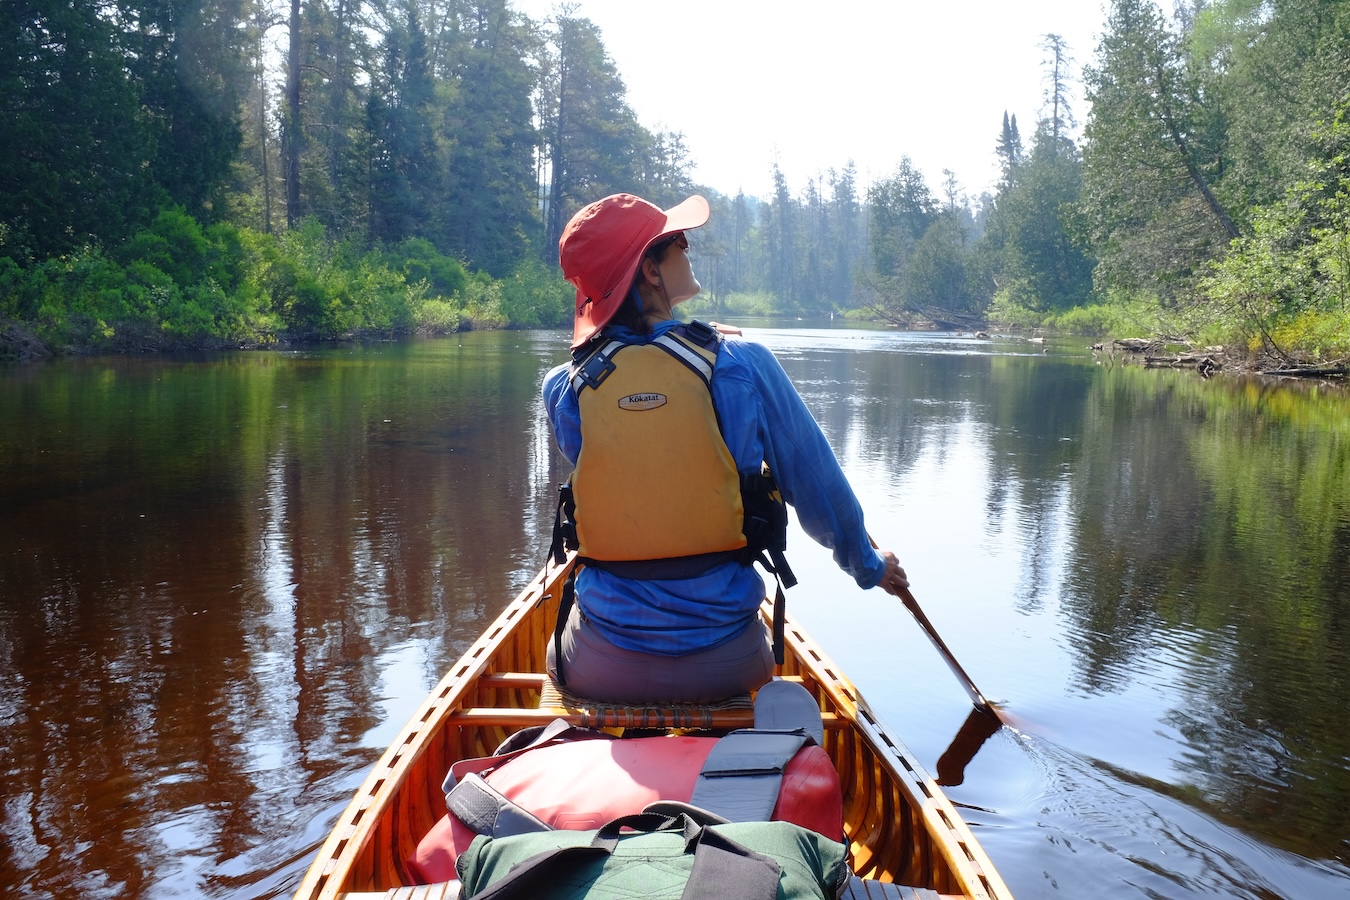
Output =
[{"x1": 748, "y1": 326, "x2": 1067, "y2": 359}]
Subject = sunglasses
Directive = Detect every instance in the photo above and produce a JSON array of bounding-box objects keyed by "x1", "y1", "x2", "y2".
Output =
[{"x1": 648, "y1": 232, "x2": 689, "y2": 257}]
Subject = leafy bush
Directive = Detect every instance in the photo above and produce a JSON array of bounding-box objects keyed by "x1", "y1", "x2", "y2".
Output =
[
  {"x1": 985, "y1": 288, "x2": 1044, "y2": 330},
  {"x1": 417, "y1": 298, "x2": 462, "y2": 334},
  {"x1": 683, "y1": 291, "x2": 778, "y2": 318},
  {"x1": 455, "y1": 273, "x2": 507, "y2": 330},
  {"x1": 497, "y1": 256, "x2": 572, "y2": 327},
  {"x1": 1044, "y1": 302, "x2": 1148, "y2": 335},
  {"x1": 1, "y1": 208, "x2": 574, "y2": 353},
  {"x1": 393, "y1": 237, "x2": 469, "y2": 299}
]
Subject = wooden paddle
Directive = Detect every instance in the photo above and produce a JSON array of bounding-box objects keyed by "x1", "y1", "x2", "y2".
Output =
[
  {"x1": 870, "y1": 535, "x2": 1006, "y2": 725},
  {"x1": 896, "y1": 584, "x2": 1003, "y2": 722}
]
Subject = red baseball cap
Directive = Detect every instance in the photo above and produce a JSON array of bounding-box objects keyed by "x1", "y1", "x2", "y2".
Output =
[{"x1": 559, "y1": 193, "x2": 710, "y2": 348}]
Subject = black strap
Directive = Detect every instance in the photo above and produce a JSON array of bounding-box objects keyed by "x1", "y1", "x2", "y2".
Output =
[
  {"x1": 550, "y1": 483, "x2": 576, "y2": 565},
  {"x1": 462, "y1": 813, "x2": 780, "y2": 900},
  {"x1": 682, "y1": 319, "x2": 719, "y2": 349},
  {"x1": 551, "y1": 568, "x2": 578, "y2": 687},
  {"x1": 489, "y1": 716, "x2": 593, "y2": 757}
]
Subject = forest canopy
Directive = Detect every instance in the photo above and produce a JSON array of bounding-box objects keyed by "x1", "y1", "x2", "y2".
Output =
[{"x1": 1, "y1": 0, "x2": 1348, "y2": 364}]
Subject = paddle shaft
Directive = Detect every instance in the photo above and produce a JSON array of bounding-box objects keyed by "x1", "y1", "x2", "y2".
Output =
[
  {"x1": 896, "y1": 585, "x2": 996, "y2": 716},
  {"x1": 869, "y1": 534, "x2": 1000, "y2": 719}
]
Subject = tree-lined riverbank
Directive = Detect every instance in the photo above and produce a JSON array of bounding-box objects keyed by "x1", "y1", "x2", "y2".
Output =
[{"x1": 3, "y1": 1, "x2": 1348, "y2": 363}]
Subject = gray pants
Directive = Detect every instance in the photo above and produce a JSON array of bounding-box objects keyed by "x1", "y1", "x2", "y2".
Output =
[{"x1": 546, "y1": 605, "x2": 774, "y2": 704}]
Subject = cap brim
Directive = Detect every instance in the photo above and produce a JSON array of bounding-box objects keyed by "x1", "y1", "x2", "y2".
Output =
[{"x1": 657, "y1": 195, "x2": 711, "y2": 238}]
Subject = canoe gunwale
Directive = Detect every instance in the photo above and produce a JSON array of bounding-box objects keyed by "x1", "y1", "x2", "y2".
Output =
[{"x1": 291, "y1": 556, "x2": 1011, "y2": 900}]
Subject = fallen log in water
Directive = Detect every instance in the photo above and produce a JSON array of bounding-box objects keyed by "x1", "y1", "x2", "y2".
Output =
[
  {"x1": 1114, "y1": 337, "x2": 1161, "y2": 353},
  {"x1": 1257, "y1": 365, "x2": 1350, "y2": 379},
  {"x1": 1145, "y1": 354, "x2": 1220, "y2": 376}
]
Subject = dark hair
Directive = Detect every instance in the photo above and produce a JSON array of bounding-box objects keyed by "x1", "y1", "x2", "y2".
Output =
[
  {"x1": 608, "y1": 289, "x2": 650, "y2": 335},
  {"x1": 607, "y1": 237, "x2": 679, "y2": 335}
]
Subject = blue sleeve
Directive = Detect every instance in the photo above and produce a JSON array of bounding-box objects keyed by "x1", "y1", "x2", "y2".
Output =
[
  {"x1": 716, "y1": 339, "x2": 886, "y2": 590},
  {"x1": 542, "y1": 362, "x2": 581, "y2": 464}
]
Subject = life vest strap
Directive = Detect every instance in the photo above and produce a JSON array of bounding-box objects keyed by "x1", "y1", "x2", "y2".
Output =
[
  {"x1": 551, "y1": 568, "x2": 578, "y2": 687},
  {"x1": 570, "y1": 323, "x2": 720, "y2": 394},
  {"x1": 652, "y1": 331, "x2": 714, "y2": 387}
]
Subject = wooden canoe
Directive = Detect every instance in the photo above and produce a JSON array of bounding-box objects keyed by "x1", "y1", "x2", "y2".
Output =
[{"x1": 293, "y1": 555, "x2": 1013, "y2": 900}]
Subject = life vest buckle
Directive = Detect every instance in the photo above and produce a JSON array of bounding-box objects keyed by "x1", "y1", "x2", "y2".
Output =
[
  {"x1": 683, "y1": 319, "x2": 718, "y2": 348},
  {"x1": 576, "y1": 350, "x2": 617, "y2": 390}
]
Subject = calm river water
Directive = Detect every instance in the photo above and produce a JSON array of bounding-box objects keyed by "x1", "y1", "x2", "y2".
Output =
[{"x1": 2, "y1": 327, "x2": 1349, "y2": 899}]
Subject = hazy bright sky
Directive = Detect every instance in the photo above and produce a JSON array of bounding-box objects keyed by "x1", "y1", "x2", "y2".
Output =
[{"x1": 511, "y1": 0, "x2": 1108, "y2": 201}]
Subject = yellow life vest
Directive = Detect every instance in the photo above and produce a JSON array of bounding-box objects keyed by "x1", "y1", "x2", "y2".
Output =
[{"x1": 570, "y1": 323, "x2": 746, "y2": 564}]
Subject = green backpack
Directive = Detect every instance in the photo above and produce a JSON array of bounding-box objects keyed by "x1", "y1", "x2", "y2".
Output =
[{"x1": 455, "y1": 811, "x2": 849, "y2": 900}]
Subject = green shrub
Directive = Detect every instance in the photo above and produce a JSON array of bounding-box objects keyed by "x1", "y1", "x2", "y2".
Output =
[
  {"x1": 455, "y1": 273, "x2": 507, "y2": 329},
  {"x1": 394, "y1": 237, "x2": 468, "y2": 299},
  {"x1": 1045, "y1": 303, "x2": 1134, "y2": 335},
  {"x1": 120, "y1": 207, "x2": 211, "y2": 287},
  {"x1": 417, "y1": 298, "x2": 463, "y2": 334},
  {"x1": 683, "y1": 291, "x2": 778, "y2": 318},
  {"x1": 498, "y1": 257, "x2": 571, "y2": 327},
  {"x1": 4, "y1": 206, "x2": 576, "y2": 351},
  {"x1": 985, "y1": 288, "x2": 1044, "y2": 330}
]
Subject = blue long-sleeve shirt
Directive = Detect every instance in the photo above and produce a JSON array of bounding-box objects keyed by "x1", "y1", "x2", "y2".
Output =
[{"x1": 543, "y1": 320, "x2": 886, "y2": 655}]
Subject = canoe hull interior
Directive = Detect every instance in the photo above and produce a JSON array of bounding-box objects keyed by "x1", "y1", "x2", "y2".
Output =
[{"x1": 293, "y1": 558, "x2": 1011, "y2": 900}]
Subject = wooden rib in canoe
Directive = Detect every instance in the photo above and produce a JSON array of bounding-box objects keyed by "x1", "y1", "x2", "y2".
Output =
[{"x1": 292, "y1": 555, "x2": 1012, "y2": 900}]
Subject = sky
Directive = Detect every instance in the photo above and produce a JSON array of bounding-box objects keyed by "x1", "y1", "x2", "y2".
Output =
[{"x1": 511, "y1": 0, "x2": 1108, "y2": 201}]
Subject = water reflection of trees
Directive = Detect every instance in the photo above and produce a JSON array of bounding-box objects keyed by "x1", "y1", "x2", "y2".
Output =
[
  {"x1": 783, "y1": 348, "x2": 1094, "y2": 614},
  {"x1": 0, "y1": 334, "x2": 567, "y2": 898},
  {"x1": 1059, "y1": 368, "x2": 1350, "y2": 859}
]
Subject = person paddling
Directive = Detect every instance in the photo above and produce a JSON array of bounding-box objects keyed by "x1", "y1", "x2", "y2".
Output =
[{"x1": 544, "y1": 192, "x2": 908, "y2": 704}]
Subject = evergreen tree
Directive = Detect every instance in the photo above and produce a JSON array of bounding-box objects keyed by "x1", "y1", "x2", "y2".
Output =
[
  {"x1": 1190, "y1": 0, "x2": 1350, "y2": 214},
  {"x1": 867, "y1": 156, "x2": 937, "y2": 283},
  {"x1": 282, "y1": 0, "x2": 303, "y2": 228},
  {"x1": 434, "y1": 0, "x2": 541, "y2": 275},
  {"x1": 0, "y1": 0, "x2": 246, "y2": 257},
  {"x1": 541, "y1": 16, "x2": 648, "y2": 255},
  {"x1": 995, "y1": 111, "x2": 1023, "y2": 192},
  {"x1": 1040, "y1": 34, "x2": 1078, "y2": 152},
  {"x1": 765, "y1": 163, "x2": 798, "y2": 303},
  {"x1": 1000, "y1": 124, "x2": 1095, "y2": 311},
  {"x1": 828, "y1": 163, "x2": 863, "y2": 308},
  {"x1": 298, "y1": 0, "x2": 375, "y2": 233},
  {"x1": 1081, "y1": 0, "x2": 1237, "y2": 298},
  {"x1": 367, "y1": 2, "x2": 440, "y2": 245},
  {"x1": 640, "y1": 129, "x2": 696, "y2": 209},
  {"x1": 730, "y1": 191, "x2": 752, "y2": 294}
]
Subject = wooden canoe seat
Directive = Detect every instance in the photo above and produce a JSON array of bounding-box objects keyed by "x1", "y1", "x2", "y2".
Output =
[
  {"x1": 446, "y1": 674, "x2": 843, "y2": 730},
  {"x1": 537, "y1": 676, "x2": 754, "y2": 730}
]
